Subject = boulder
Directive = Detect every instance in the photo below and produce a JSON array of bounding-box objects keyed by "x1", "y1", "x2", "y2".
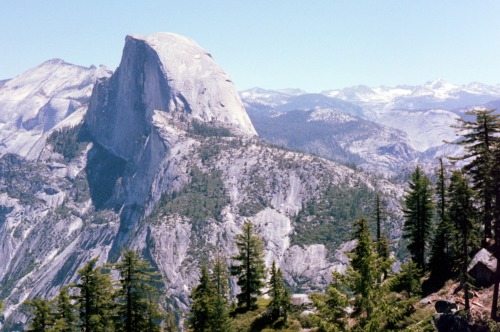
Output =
[
  {"x1": 300, "y1": 310, "x2": 315, "y2": 317},
  {"x1": 433, "y1": 313, "x2": 470, "y2": 332},
  {"x1": 290, "y1": 294, "x2": 313, "y2": 309},
  {"x1": 468, "y1": 248, "x2": 496, "y2": 287},
  {"x1": 435, "y1": 300, "x2": 458, "y2": 314}
]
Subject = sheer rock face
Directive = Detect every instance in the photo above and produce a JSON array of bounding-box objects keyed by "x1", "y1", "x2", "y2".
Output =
[
  {"x1": 84, "y1": 32, "x2": 258, "y2": 218},
  {"x1": 86, "y1": 32, "x2": 256, "y2": 162}
]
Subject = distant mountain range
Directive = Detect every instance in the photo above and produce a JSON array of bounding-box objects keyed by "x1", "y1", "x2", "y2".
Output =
[{"x1": 240, "y1": 81, "x2": 500, "y2": 176}]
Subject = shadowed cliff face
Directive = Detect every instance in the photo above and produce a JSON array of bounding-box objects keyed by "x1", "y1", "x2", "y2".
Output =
[
  {"x1": 86, "y1": 36, "x2": 171, "y2": 162},
  {"x1": 86, "y1": 33, "x2": 256, "y2": 163},
  {"x1": 84, "y1": 33, "x2": 260, "y2": 255}
]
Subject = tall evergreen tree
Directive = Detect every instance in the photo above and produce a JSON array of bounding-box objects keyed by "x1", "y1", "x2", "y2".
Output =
[
  {"x1": 429, "y1": 158, "x2": 454, "y2": 284},
  {"x1": 494, "y1": 136, "x2": 500, "y2": 320},
  {"x1": 73, "y1": 258, "x2": 115, "y2": 332},
  {"x1": 189, "y1": 265, "x2": 216, "y2": 332},
  {"x1": 323, "y1": 272, "x2": 349, "y2": 330},
  {"x1": 267, "y1": 261, "x2": 290, "y2": 322},
  {"x1": 348, "y1": 218, "x2": 380, "y2": 325},
  {"x1": 403, "y1": 166, "x2": 434, "y2": 270},
  {"x1": 114, "y1": 250, "x2": 163, "y2": 332},
  {"x1": 26, "y1": 298, "x2": 54, "y2": 332},
  {"x1": 210, "y1": 253, "x2": 232, "y2": 332},
  {"x1": 450, "y1": 109, "x2": 500, "y2": 318},
  {"x1": 230, "y1": 220, "x2": 266, "y2": 312},
  {"x1": 211, "y1": 252, "x2": 230, "y2": 302},
  {"x1": 374, "y1": 193, "x2": 384, "y2": 243},
  {"x1": 451, "y1": 109, "x2": 500, "y2": 242},
  {"x1": 448, "y1": 171, "x2": 479, "y2": 312},
  {"x1": 373, "y1": 193, "x2": 391, "y2": 280},
  {"x1": 210, "y1": 292, "x2": 232, "y2": 332},
  {"x1": 51, "y1": 287, "x2": 77, "y2": 332}
]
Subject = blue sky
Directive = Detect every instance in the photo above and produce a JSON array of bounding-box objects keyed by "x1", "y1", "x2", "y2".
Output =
[{"x1": 1, "y1": 1, "x2": 499, "y2": 92}]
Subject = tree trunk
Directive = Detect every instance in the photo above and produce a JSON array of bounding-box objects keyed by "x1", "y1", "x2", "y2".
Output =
[{"x1": 491, "y1": 181, "x2": 500, "y2": 320}]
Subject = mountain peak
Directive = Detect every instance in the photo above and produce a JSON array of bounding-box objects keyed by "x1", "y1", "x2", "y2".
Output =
[
  {"x1": 87, "y1": 32, "x2": 256, "y2": 160},
  {"x1": 125, "y1": 32, "x2": 256, "y2": 136}
]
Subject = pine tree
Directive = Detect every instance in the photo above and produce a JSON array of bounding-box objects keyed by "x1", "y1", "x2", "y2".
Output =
[
  {"x1": 26, "y1": 297, "x2": 54, "y2": 332},
  {"x1": 211, "y1": 252, "x2": 230, "y2": 302},
  {"x1": 448, "y1": 171, "x2": 479, "y2": 312},
  {"x1": 189, "y1": 265, "x2": 216, "y2": 332},
  {"x1": 230, "y1": 220, "x2": 266, "y2": 312},
  {"x1": 323, "y1": 272, "x2": 348, "y2": 330},
  {"x1": 51, "y1": 287, "x2": 77, "y2": 331},
  {"x1": 493, "y1": 127, "x2": 500, "y2": 320},
  {"x1": 210, "y1": 292, "x2": 232, "y2": 332},
  {"x1": 450, "y1": 110, "x2": 500, "y2": 318},
  {"x1": 390, "y1": 262, "x2": 422, "y2": 298},
  {"x1": 403, "y1": 166, "x2": 434, "y2": 270},
  {"x1": 114, "y1": 250, "x2": 163, "y2": 332},
  {"x1": 73, "y1": 258, "x2": 115, "y2": 332},
  {"x1": 429, "y1": 158, "x2": 455, "y2": 285},
  {"x1": 210, "y1": 253, "x2": 232, "y2": 332},
  {"x1": 373, "y1": 193, "x2": 391, "y2": 280},
  {"x1": 451, "y1": 109, "x2": 499, "y2": 242},
  {"x1": 267, "y1": 261, "x2": 290, "y2": 322},
  {"x1": 348, "y1": 218, "x2": 380, "y2": 325}
]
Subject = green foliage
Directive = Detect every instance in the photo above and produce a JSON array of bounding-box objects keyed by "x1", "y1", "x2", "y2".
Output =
[
  {"x1": 428, "y1": 159, "x2": 455, "y2": 288},
  {"x1": 450, "y1": 109, "x2": 500, "y2": 241},
  {"x1": 317, "y1": 274, "x2": 349, "y2": 330},
  {"x1": 47, "y1": 124, "x2": 87, "y2": 161},
  {"x1": 52, "y1": 287, "x2": 78, "y2": 331},
  {"x1": 154, "y1": 166, "x2": 229, "y2": 222},
  {"x1": 114, "y1": 250, "x2": 163, "y2": 332},
  {"x1": 189, "y1": 265, "x2": 231, "y2": 332},
  {"x1": 188, "y1": 120, "x2": 232, "y2": 138},
  {"x1": 231, "y1": 221, "x2": 266, "y2": 312},
  {"x1": 266, "y1": 261, "x2": 291, "y2": 322},
  {"x1": 348, "y1": 218, "x2": 380, "y2": 327},
  {"x1": 210, "y1": 293, "x2": 232, "y2": 332},
  {"x1": 373, "y1": 193, "x2": 392, "y2": 280},
  {"x1": 25, "y1": 298, "x2": 54, "y2": 332},
  {"x1": 26, "y1": 254, "x2": 163, "y2": 332},
  {"x1": 447, "y1": 171, "x2": 479, "y2": 311},
  {"x1": 189, "y1": 265, "x2": 216, "y2": 331},
  {"x1": 389, "y1": 262, "x2": 422, "y2": 298},
  {"x1": 211, "y1": 252, "x2": 230, "y2": 302},
  {"x1": 292, "y1": 183, "x2": 375, "y2": 256},
  {"x1": 73, "y1": 258, "x2": 115, "y2": 332},
  {"x1": 403, "y1": 166, "x2": 434, "y2": 270}
]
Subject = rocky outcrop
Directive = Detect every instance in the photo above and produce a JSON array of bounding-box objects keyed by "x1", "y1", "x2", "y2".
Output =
[
  {"x1": 468, "y1": 248, "x2": 497, "y2": 287},
  {"x1": 0, "y1": 59, "x2": 111, "y2": 158}
]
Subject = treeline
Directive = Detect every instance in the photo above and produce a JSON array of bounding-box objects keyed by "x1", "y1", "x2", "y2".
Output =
[
  {"x1": 24, "y1": 250, "x2": 166, "y2": 332},
  {"x1": 185, "y1": 199, "x2": 421, "y2": 331}
]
